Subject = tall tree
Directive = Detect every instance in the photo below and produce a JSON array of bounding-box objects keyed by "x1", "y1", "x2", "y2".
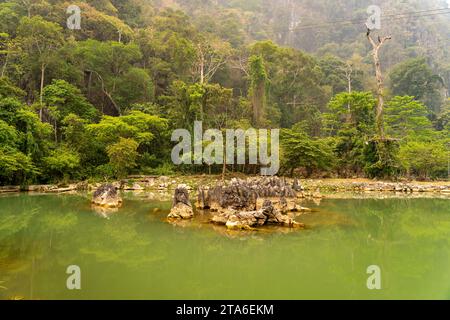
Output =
[
  {"x1": 76, "y1": 40, "x2": 143, "y2": 115},
  {"x1": 249, "y1": 55, "x2": 267, "y2": 126},
  {"x1": 14, "y1": 16, "x2": 64, "y2": 118},
  {"x1": 366, "y1": 28, "x2": 391, "y2": 140},
  {"x1": 389, "y1": 58, "x2": 445, "y2": 114},
  {"x1": 193, "y1": 35, "x2": 231, "y2": 84}
]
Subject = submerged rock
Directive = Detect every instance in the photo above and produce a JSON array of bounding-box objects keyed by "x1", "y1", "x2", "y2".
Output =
[
  {"x1": 92, "y1": 184, "x2": 123, "y2": 208},
  {"x1": 168, "y1": 186, "x2": 194, "y2": 219}
]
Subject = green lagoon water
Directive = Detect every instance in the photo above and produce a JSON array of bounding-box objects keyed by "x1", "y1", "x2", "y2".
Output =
[{"x1": 0, "y1": 192, "x2": 449, "y2": 300}]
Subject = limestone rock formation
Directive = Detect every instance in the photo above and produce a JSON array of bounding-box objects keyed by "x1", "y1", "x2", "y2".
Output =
[
  {"x1": 197, "y1": 177, "x2": 297, "y2": 211},
  {"x1": 168, "y1": 186, "x2": 194, "y2": 219},
  {"x1": 92, "y1": 184, "x2": 123, "y2": 208},
  {"x1": 221, "y1": 200, "x2": 304, "y2": 230},
  {"x1": 195, "y1": 177, "x2": 309, "y2": 229}
]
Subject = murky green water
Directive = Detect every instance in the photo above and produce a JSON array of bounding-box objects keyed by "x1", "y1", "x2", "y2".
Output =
[{"x1": 0, "y1": 193, "x2": 449, "y2": 300}]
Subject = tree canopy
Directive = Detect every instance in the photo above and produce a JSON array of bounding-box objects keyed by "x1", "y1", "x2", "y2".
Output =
[{"x1": 0, "y1": 0, "x2": 448, "y2": 183}]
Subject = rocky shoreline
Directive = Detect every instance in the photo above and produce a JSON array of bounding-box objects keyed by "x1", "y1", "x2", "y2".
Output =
[
  {"x1": 167, "y1": 178, "x2": 306, "y2": 230},
  {"x1": 165, "y1": 176, "x2": 449, "y2": 231},
  {"x1": 2, "y1": 176, "x2": 447, "y2": 232},
  {"x1": 303, "y1": 180, "x2": 450, "y2": 194},
  {"x1": 1, "y1": 176, "x2": 449, "y2": 195}
]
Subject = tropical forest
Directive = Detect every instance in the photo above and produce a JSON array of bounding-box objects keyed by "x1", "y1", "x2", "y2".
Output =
[{"x1": 0, "y1": 0, "x2": 449, "y2": 301}]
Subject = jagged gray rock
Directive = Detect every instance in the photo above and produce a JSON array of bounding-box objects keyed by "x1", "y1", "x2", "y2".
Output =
[
  {"x1": 168, "y1": 186, "x2": 194, "y2": 219},
  {"x1": 222, "y1": 200, "x2": 304, "y2": 230},
  {"x1": 196, "y1": 177, "x2": 308, "y2": 229},
  {"x1": 92, "y1": 184, "x2": 122, "y2": 208},
  {"x1": 197, "y1": 177, "x2": 297, "y2": 210}
]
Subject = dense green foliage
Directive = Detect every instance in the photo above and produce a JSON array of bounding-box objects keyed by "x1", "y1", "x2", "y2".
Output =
[{"x1": 0, "y1": 0, "x2": 448, "y2": 184}]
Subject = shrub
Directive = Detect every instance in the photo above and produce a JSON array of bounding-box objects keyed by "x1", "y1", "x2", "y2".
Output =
[
  {"x1": 106, "y1": 138, "x2": 139, "y2": 178},
  {"x1": 398, "y1": 140, "x2": 448, "y2": 179}
]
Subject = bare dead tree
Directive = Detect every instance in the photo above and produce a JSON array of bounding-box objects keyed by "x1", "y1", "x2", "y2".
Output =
[
  {"x1": 86, "y1": 69, "x2": 122, "y2": 116},
  {"x1": 344, "y1": 62, "x2": 353, "y2": 122},
  {"x1": 229, "y1": 52, "x2": 249, "y2": 77},
  {"x1": 194, "y1": 40, "x2": 230, "y2": 84},
  {"x1": 344, "y1": 62, "x2": 353, "y2": 96},
  {"x1": 366, "y1": 26, "x2": 391, "y2": 140},
  {"x1": 20, "y1": 0, "x2": 32, "y2": 17}
]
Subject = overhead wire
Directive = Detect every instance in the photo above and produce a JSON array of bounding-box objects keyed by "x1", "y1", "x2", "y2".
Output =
[{"x1": 253, "y1": 7, "x2": 450, "y2": 36}]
